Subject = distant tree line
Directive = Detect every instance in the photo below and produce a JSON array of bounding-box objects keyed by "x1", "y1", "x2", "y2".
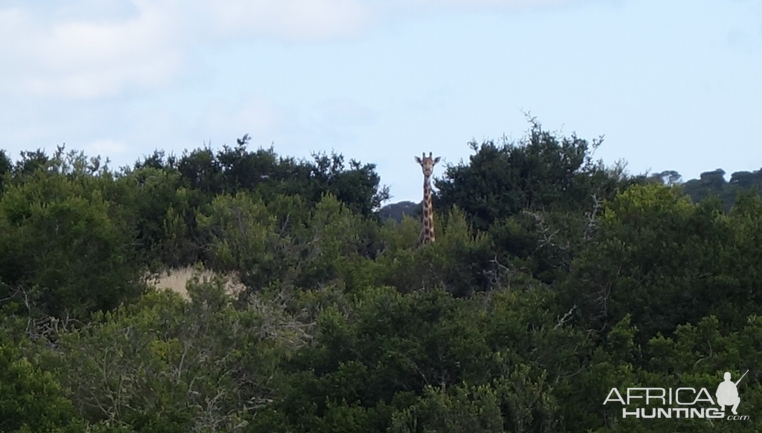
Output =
[
  {"x1": 0, "y1": 121, "x2": 759, "y2": 432},
  {"x1": 644, "y1": 167, "x2": 762, "y2": 211}
]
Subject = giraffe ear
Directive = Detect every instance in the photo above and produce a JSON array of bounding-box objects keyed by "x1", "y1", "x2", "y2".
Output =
[
  {"x1": 434, "y1": 157, "x2": 441, "y2": 164},
  {"x1": 414, "y1": 156, "x2": 422, "y2": 164}
]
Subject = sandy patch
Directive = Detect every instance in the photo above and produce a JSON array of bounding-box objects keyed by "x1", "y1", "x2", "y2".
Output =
[{"x1": 147, "y1": 266, "x2": 245, "y2": 299}]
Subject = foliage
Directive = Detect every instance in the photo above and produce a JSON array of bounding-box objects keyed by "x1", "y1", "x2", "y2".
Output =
[
  {"x1": 0, "y1": 167, "x2": 143, "y2": 320},
  {"x1": 647, "y1": 167, "x2": 762, "y2": 211},
  {"x1": 0, "y1": 335, "x2": 86, "y2": 433},
  {"x1": 47, "y1": 276, "x2": 305, "y2": 432},
  {"x1": 0, "y1": 123, "x2": 760, "y2": 432},
  {"x1": 566, "y1": 183, "x2": 762, "y2": 342},
  {"x1": 435, "y1": 118, "x2": 626, "y2": 231}
]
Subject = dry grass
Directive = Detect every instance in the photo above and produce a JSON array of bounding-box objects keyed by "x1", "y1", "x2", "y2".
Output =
[{"x1": 147, "y1": 266, "x2": 245, "y2": 299}]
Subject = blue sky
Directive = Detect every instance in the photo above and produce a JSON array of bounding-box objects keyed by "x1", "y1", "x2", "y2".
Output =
[{"x1": 1, "y1": 0, "x2": 760, "y2": 203}]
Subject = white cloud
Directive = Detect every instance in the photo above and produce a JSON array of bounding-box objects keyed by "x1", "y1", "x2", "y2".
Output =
[
  {"x1": 199, "y1": 0, "x2": 371, "y2": 41},
  {"x1": 406, "y1": 0, "x2": 568, "y2": 7},
  {"x1": 0, "y1": 2, "x2": 184, "y2": 99},
  {"x1": 0, "y1": 0, "x2": 595, "y2": 101},
  {"x1": 377, "y1": 0, "x2": 577, "y2": 16},
  {"x1": 0, "y1": 0, "x2": 373, "y2": 100}
]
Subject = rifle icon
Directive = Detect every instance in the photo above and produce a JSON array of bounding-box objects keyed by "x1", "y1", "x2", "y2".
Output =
[{"x1": 735, "y1": 370, "x2": 749, "y2": 386}]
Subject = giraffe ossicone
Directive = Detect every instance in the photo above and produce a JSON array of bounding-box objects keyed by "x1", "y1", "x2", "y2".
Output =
[{"x1": 415, "y1": 152, "x2": 440, "y2": 247}]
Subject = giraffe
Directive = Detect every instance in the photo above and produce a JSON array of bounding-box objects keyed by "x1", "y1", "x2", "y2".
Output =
[{"x1": 415, "y1": 152, "x2": 440, "y2": 247}]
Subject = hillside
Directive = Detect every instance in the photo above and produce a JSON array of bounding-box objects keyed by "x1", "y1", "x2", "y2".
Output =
[
  {"x1": 0, "y1": 122, "x2": 760, "y2": 432},
  {"x1": 380, "y1": 169, "x2": 762, "y2": 224},
  {"x1": 378, "y1": 200, "x2": 419, "y2": 222},
  {"x1": 647, "y1": 168, "x2": 762, "y2": 211}
]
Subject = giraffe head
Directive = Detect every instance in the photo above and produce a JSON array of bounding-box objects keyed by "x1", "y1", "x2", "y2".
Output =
[{"x1": 415, "y1": 152, "x2": 440, "y2": 178}]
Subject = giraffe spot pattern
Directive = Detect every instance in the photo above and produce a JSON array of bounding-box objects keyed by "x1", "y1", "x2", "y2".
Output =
[{"x1": 417, "y1": 155, "x2": 440, "y2": 247}]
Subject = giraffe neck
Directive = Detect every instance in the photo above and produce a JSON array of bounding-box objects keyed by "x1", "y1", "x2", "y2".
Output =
[{"x1": 418, "y1": 175, "x2": 435, "y2": 246}]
